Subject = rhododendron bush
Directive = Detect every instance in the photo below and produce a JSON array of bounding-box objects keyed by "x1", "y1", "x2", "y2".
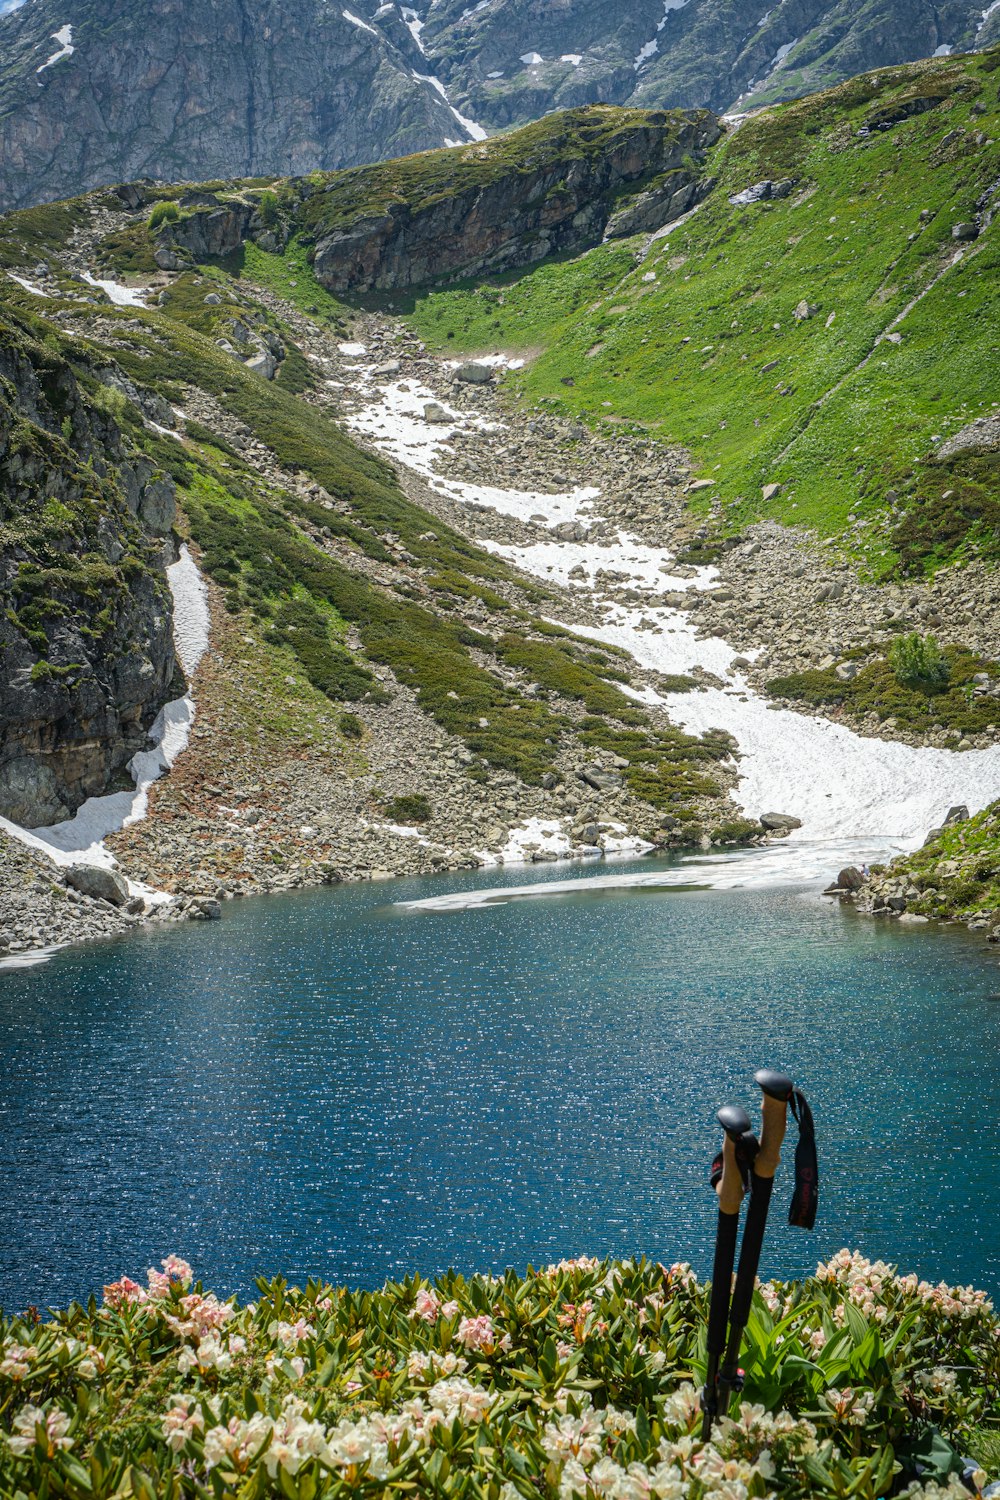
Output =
[{"x1": 0, "y1": 1250, "x2": 997, "y2": 1499}]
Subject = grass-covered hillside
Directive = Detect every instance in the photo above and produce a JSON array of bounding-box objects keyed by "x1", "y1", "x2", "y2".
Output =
[
  {"x1": 1, "y1": 1250, "x2": 997, "y2": 1499},
  {"x1": 401, "y1": 51, "x2": 1000, "y2": 577},
  {"x1": 0, "y1": 183, "x2": 740, "y2": 847}
]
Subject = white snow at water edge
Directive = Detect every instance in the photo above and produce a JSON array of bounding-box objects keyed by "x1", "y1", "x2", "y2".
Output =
[
  {"x1": 81, "y1": 271, "x2": 150, "y2": 308},
  {"x1": 0, "y1": 548, "x2": 209, "y2": 888},
  {"x1": 347, "y1": 351, "x2": 1000, "y2": 890},
  {"x1": 36, "y1": 24, "x2": 74, "y2": 73}
]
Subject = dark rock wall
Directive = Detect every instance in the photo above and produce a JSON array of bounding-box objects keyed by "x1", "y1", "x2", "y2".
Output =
[{"x1": 0, "y1": 319, "x2": 177, "y2": 827}]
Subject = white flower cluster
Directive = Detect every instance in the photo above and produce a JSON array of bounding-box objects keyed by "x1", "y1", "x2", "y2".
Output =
[{"x1": 159, "y1": 1377, "x2": 499, "y2": 1480}]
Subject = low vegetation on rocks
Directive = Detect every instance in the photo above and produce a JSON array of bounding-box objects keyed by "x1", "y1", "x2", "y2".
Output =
[
  {"x1": 767, "y1": 641, "x2": 1000, "y2": 740},
  {"x1": 856, "y1": 799, "x2": 1000, "y2": 931},
  {"x1": 1, "y1": 1250, "x2": 997, "y2": 1500}
]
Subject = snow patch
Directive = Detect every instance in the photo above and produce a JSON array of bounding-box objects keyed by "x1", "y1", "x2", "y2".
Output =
[
  {"x1": 519, "y1": 50, "x2": 543, "y2": 65},
  {"x1": 0, "y1": 547, "x2": 210, "y2": 893},
  {"x1": 168, "y1": 544, "x2": 211, "y2": 678},
  {"x1": 81, "y1": 271, "x2": 149, "y2": 308},
  {"x1": 978, "y1": 0, "x2": 1000, "y2": 36},
  {"x1": 397, "y1": 837, "x2": 910, "y2": 912},
  {"x1": 36, "y1": 23, "x2": 73, "y2": 73},
  {"x1": 933, "y1": 43, "x2": 954, "y2": 55},
  {"x1": 347, "y1": 346, "x2": 1000, "y2": 880},
  {"x1": 770, "y1": 38, "x2": 796, "y2": 67},
  {"x1": 343, "y1": 9, "x2": 379, "y2": 36},
  {"x1": 560, "y1": 54, "x2": 582, "y2": 65},
  {"x1": 634, "y1": 38, "x2": 658, "y2": 68},
  {"x1": 399, "y1": 5, "x2": 425, "y2": 51},
  {"x1": 8, "y1": 273, "x2": 47, "y2": 296},
  {"x1": 338, "y1": 341, "x2": 368, "y2": 356},
  {"x1": 657, "y1": 0, "x2": 690, "y2": 27},
  {"x1": 412, "y1": 70, "x2": 488, "y2": 140}
]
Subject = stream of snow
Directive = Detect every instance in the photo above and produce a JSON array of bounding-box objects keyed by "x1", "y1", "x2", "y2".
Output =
[
  {"x1": 341, "y1": 351, "x2": 1000, "y2": 903},
  {"x1": 0, "y1": 547, "x2": 209, "y2": 891}
]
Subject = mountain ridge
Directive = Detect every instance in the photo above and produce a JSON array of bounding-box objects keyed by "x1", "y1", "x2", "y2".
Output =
[{"x1": 3, "y1": 0, "x2": 1000, "y2": 211}]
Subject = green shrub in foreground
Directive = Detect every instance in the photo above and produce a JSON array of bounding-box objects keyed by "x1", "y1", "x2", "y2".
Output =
[{"x1": 0, "y1": 1249, "x2": 996, "y2": 1499}]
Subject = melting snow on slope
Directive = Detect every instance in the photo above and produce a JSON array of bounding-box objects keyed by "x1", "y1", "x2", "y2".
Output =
[
  {"x1": 7, "y1": 273, "x2": 47, "y2": 297},
  {"x1": 0, "y1": 548, "x2": 209, "y2": 887},
  {"x1": 413, "y1": 70, "x2": 488, "y2": 141},
  {"x1": 979, "y1": 0, "x2": 1000, "y2": 38},
  {"x1": 81, "y1": 271, "x2": 150, "y2": 308},
  {"x1": 399, "y1": 5, "x2": 425, "y2": 51},
  {"x1": 343, "y1": 9, "x2": 379, "y2": 36},
  {"x1": 349, "y1": 355, "x2": 1000, "y2": 895},
  {"x1": 36, "y1": 24, "x2": 73, "y2": 73}
]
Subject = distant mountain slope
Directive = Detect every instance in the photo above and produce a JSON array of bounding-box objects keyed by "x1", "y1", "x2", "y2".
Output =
[
  {"x1": 419, "y1": 0, "x2": 1000, "y2": 125},
  {"x1": 0, "y1": 0, "x2": 484, "y2": 212},
  {"x1": 2, "y1": 0, "x2": 1000, "y2": 210}
]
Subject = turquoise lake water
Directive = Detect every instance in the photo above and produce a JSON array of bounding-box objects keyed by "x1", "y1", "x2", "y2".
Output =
[{"x1": 2, "y1": 852, "x2": 1000, "y2": 1311}]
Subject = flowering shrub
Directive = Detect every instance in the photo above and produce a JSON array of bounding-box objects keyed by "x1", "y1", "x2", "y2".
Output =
[{"x1": 0, "y1": 1250, "x2": 997, "y2": 1498}]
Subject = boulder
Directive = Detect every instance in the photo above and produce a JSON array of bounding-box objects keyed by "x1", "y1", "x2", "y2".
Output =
[
  {"x1": 66, "y1": 864, "x2": 130, "y2": 907},
  {"x1": 578, "y1": 766, "x2": 623, "y2": 792},
  {"x1": 760, "y1": 811, "x2": 803, "y2": 831},
  {"x1": 945, "y1": 804, "x2": 969, "y2": 825},
  {"x1": 453, "y1": 362, "x2": 494, "y2": 385},
  {"x1": 952, "y1": 222, "x2": 978, "y2": 241},
  {"x1": 187, "y1": 896, "x2": 222, "y2": 921},
  {"x1": 244, "y1": 350, "x2": 277, "y2": 380},
  {"x1": 423, "y1": 401, "x2": 451, "y2": 423},
  {"x1": 836, "y1": 866, "x2": 865, "y2": 891},
  {"x1": 762, "y1": 482, "x2": 782, "y2": 501}
]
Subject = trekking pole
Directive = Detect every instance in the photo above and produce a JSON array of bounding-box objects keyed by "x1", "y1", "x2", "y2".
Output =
[
  {"x1": 713, "y1": 1070, "x2": 794, "y2": 1423},
  {"x1": 700, "y1": 1104, "x2": 757, "y2": 1443}
]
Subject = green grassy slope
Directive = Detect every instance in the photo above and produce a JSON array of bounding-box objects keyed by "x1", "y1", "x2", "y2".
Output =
[
  {"x1": 0, "y1": 244, "x2": 738, "y2": 833},
  {"x1": 404, "y1": 51, "x2": 1000, "y2": 575}
]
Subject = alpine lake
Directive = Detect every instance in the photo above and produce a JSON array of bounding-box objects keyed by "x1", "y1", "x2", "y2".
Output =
[{"x1": 3, "y1": 850, "x2": 999, "y2": 1312}]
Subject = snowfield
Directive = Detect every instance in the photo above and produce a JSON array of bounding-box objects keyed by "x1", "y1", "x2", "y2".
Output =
[{"x1": 342, "y1": 347, "x2": 1000, "y2": 897}]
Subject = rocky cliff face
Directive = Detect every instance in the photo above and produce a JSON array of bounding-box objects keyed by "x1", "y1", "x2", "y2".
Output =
[
  {"x1": 0, "y1": 0, "x2": 478, "y2": 213},
  {"x1": 419, "y1": 0, "x2": 1000, "y2": 122},
  {"x1": 0, "y1": 312, "x2": 177, "y2": 827},
  {"x1": 153, "y1": 107, "x2": 720, "y2": 293},
  {"x1": 2, "y1": 0, "x2": 999, "y2": 212}
]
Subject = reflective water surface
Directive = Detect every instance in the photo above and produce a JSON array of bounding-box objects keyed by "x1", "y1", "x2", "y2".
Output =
[{"x1": 2, "y1": 853, "x2": 999, "y2": 1310}]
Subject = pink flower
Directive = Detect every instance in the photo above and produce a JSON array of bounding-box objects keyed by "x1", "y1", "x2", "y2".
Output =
[
  {"x1": 103, "y1": 1277, "x2": 148, "y2": 1310},
  {"x1": 457, "y1": 1315, "x2": 498, "y2": 1353},
  {"x1": 411, "y1": 1288, "x2": 441, "y2": 1323}
]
